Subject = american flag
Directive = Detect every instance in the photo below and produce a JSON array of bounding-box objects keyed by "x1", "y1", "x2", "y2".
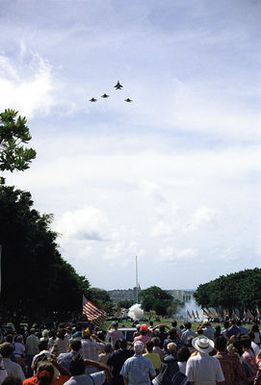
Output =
[{"x1": 82, "y1": 295, "x2": 107, "y2": 325}]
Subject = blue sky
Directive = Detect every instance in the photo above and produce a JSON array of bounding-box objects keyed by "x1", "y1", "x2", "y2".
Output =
[{"x1": 1, "y1": 0, "x2": 261, "y2": 290}]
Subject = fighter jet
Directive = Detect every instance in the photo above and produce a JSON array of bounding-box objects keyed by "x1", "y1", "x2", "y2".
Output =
[
  {"x1": 89, "y1": 97, "x2": 97, "y2": 102},
  {"x1": 125, "y1": 98, "x2": 133, "y2": 103},
  {"x1": 114, "y1": 81, "x2": 123, "y2": 90},
  {"x1": 101, "y1": 93, "x2": 109, "y2": 98}
]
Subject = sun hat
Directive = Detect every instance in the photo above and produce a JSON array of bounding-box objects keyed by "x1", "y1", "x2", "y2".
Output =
[
  {"x1": 140, "y1": 324, "x2": 148, "y2": 332},
  {"x1": 192, "y1": 336, "x2": 214, "y2": 354}
]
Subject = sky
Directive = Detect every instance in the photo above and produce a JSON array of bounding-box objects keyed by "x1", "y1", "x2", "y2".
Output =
[{"x1": 0, "y1": 0, "x2": 261, "y2": 291}]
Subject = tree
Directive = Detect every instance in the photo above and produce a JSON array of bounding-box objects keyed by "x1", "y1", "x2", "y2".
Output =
[
  {"x1": 0, "y1": 185, "x2": 89, "y2": 323},
  {"x1": 194, "y1": 268, "x2": 261, "y2": 314},
  {"x1": 87, "y1": 287, "x2": 113, "y2": 314},
  {"x1": 139, "y1": 286, "x2": 174, "y2": 316},
  {"x1": 0, "y1": 109, "x2": 36, "y2": 182}
]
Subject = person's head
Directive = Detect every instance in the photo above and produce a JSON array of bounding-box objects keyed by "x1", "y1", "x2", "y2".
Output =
[
  {"x1": 30, "y1": 328, "x2": 36, "y2": 335},
  {"x1": 69, "y1": 339, "x2": 82, "y2": 352},
  {"x1": 177, "y1": 346, "x2": 191, "y2": 362},
  {"x1": 196, "y1": 327, "x2": 203, "y2": 335},
  {"x1": 187, "y1": 336, "x2": 194, "y2": 348},
  {"x1": 215, "y1": 336, "x2": 227, "y2": 352},
  {"x1": 140, "y1": 324, "x2": 148, "y2": 335},
  {"x1": 38, "y1": 340, "x2": 48, "y2": 352},
  {"x1": 172, "y1": 320, "x2": 177, "y2": 328},
  {"x1": 56, "y1": 328, "x2": 66, "y2": 340},
  {"x1": 111, "y1": 322, "x2": 118, "y2": 330},
  {"x1": 15, "y1": 335, "x2": 24, "y2": 344},
  {"x1": 37, "y1": 363, "x2": 55, "y2": 385},
  {"x1": 236, "y1": 320, "x2": 242, "y2": 327},
  {"x1": 104, "y1": 343, "x2": 113, "y2": 354},
  {"x1": 70, "y1": 356, "x2": 85, "y2": 376},
  {"x1": 166, "y1": 342, "x2": 177, "y2": 355},
  {"x1": 169, "y1": 328, "x2": 178, "y2": 339},
  {"x1": 42, "y1": 330, "x2": 49, "y2": 338},
  {"x1": 241, "y1": 337, "x2": 251, "y2": 351},
  {"x1": 192, "y1": 336, "x2": 214, "y2": 354},
  {"x1": 48, "y1": 330, "x2": 56, "y2": 339},
  {"x1": 0, "y1": 342, "x2": 13, "y2": 358},
  {"x1": 134, "y1": 341, "x2": 144, "y2": 355},
  {"x1": 2, "y1": 377, "x2": 22, "y2": 385},
  {"x1": 151, "y1": 337, "x2": 160, "y2": 347},
  {"x1": 184, "y1": 322, "x2": 191, "y2": 330},
  {"x1": 231, "y1": 319, "x2": 237, "y2": 326},
  {"x1": 5, "y1": 335, "x2": 13, "y2": 343},
  {"x1": 159, "y1": 325, "x2": 166, "y2": 333},
  {"x1": 146, "y1": 341, "x2": 154, "y2": 353}
]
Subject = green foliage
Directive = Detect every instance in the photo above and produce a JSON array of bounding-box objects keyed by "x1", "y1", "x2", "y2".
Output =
[
  {"x1": 116, "y1": 300, "x2": 135, "y2": 310},
  {"x1": 194, "y1": 268, "x2": 261, "y2": 311},
  {"x1": 139, "y1": 286, "x2": 174, "y2": 316},
  {"x1": 87, "y1": 287, "x2": 113, "y2": 314},
  {"x1": 0, "y1": 185, "x2": 89, "y2": 322},
  {"x1": 0, "y1": 109, "x2": 36, "y2": 173}
]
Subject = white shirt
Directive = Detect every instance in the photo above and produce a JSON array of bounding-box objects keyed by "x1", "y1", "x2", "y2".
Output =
[
  {"x1": 251, "y1": 341, "x2": 260, "y2": 356},
  {"x1": 186, "y1": 352, "x2": 224, "y2": 385},
  {"x1": 64, "y1": 372, "x2": 105, "y2": 385},
  {"x1": 178, "y1": 361, "x2": 186, "y2": 374},
  {"x1": 2, "y1": 358, "x2": 25, "y2": 380}
]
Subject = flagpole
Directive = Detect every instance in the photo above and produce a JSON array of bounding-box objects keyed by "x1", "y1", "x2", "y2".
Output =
[{"x1": 135, "y1": 256, "x2": 139, "y2": 303}]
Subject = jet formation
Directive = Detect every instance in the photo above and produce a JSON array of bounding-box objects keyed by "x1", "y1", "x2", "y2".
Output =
[{"x1": 89, "y1": 81, "x2": 133, "y2": 103}]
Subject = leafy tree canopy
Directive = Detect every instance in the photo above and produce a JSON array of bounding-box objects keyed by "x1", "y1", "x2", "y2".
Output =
[
  {"x1": 139, "y1": 286, "x2": 174, "y2": 316},
  {"x1": 0, "y1": 109, "x2": 36, "y2": 180},
  {"x1": 87, "y1": 287, "x2": 113, "y2": 314},
  {"x1": 0, "y1": 185, "x2": 89, "y2": 323},
  {"x1": 194, "y1": 268, "x2": 261, "y2": 311}
]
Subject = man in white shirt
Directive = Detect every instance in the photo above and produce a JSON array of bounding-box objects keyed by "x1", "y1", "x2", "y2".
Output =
[
  {"x1": 186, "y1": 336, "x2": 225, "y2": 385},
  {"x1": 0, "y1": 342, "x2": 25, "y2": 381}
]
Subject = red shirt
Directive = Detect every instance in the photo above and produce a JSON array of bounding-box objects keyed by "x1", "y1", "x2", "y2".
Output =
[{"x1": 23, "y1": 374, "x2": 70, "y2": 385}]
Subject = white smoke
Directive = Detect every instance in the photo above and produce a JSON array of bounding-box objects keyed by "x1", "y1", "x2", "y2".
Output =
[
  {"x1": 128, "y1": 303, "x2": 144, "y2": 321},
  {"x1": 176, "y1": 297, "x2": 206, "y2": 321}
]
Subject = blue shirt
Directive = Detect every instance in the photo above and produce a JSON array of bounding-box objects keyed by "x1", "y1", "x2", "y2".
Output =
[{"x1": 120, "y1": 355, "x2": 156, "y2": 385}]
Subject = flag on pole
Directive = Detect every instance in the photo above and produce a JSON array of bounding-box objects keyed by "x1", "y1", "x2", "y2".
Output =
[
  {"x1": 82, "y1": 295, "x2": 107, "y2": 325},
  {"x1": 195, "y1": 310, "x2": 200, "y2": 319},
  {"x1": 191, "y1": 310, "x2": 196, "y2": 319}
]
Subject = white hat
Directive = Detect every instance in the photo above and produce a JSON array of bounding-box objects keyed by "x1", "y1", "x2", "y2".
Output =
[{"x1": 192, "y1": 336, "x2": 214, "y2": 354}]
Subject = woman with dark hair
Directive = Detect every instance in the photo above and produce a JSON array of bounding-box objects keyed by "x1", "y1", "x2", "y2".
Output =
[
  {"x1": 23, "y1": 360, "x2": 70, "y2": 385},
  {"x1": 63, "y1": 356, "x2": 106, "y2": 385},
  {"x1": 177, "y1": 346, "x2": 191, "y2": 374}
]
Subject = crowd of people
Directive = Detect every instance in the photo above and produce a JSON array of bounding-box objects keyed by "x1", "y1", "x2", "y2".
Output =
[{"x1": 0, "y1": 318, "x2": 260, "y2": 385}]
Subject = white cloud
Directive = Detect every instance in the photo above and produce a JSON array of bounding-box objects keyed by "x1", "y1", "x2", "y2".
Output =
[
  {"x1": 159, "y1": 247, "x2": 199, "y2": 263},
  {"x1": 188, "y1": 207, "x2": 217, "y2": 231},
  {"x1": 54, "y1": 206, "x2": 110, "y2": 241},
  {"x1": 0, "y1": 50, "x2": 56, "y2": 118}
]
